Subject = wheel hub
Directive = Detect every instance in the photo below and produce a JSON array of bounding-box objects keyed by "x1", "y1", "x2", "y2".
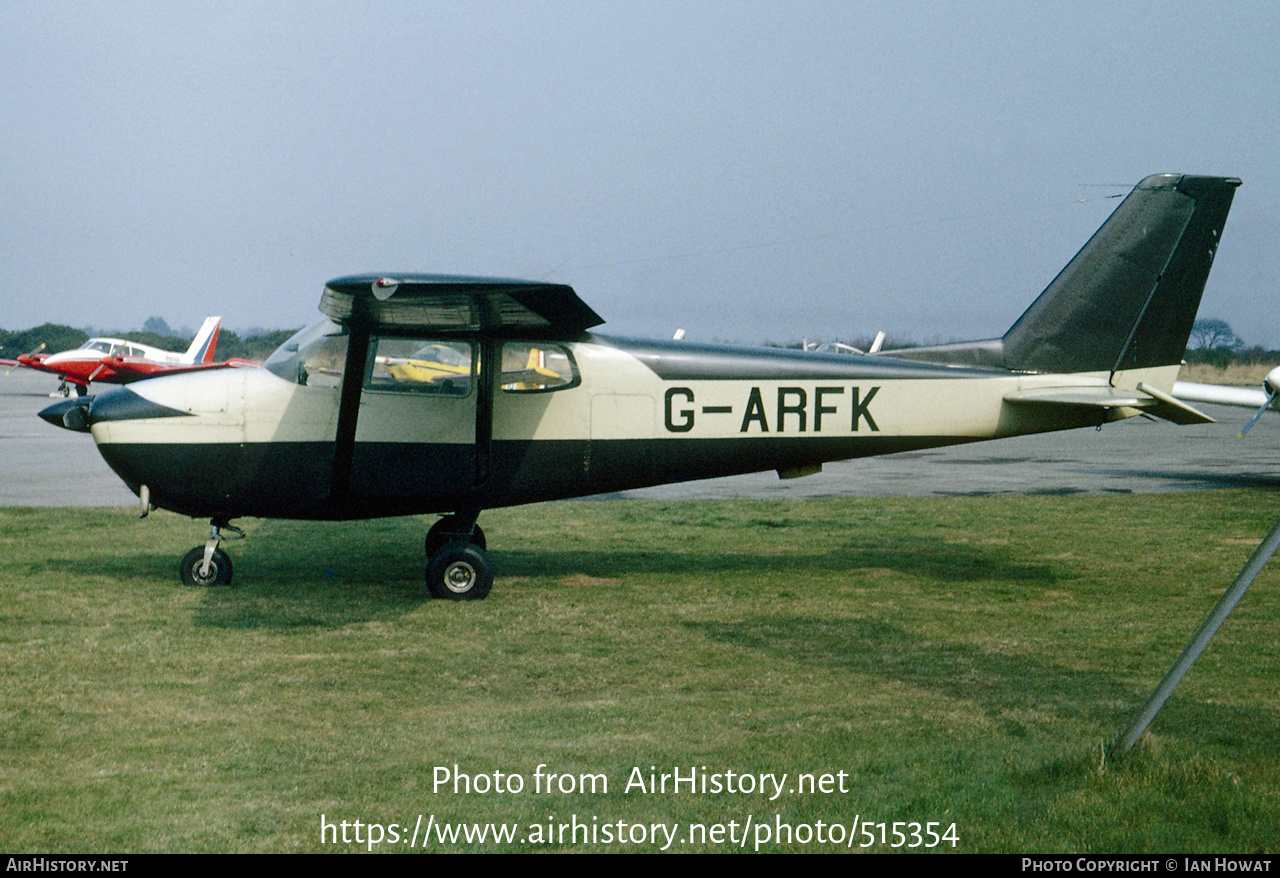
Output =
[{"x1": 443, "y1": 561, "x2": 477, "y2": 593}]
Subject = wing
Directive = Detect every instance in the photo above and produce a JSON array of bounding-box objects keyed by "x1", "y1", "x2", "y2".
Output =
[
  {"x1": 103, "y1": 358, "x2": 258, "y2": 380},
  {"x1": 318, "y1": 275, "x2": 605, "y2": 337}
]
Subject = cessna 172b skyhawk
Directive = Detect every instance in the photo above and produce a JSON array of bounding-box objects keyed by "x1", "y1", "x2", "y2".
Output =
[{"x1": 40, "y1": 173, "x2": 1239, "y2": 599}]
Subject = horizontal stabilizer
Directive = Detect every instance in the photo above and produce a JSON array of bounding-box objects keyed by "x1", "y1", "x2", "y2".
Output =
[
  {"x1": 1133, "y1": 382, "x2": 1217, "y2": 425},
  {"x1": 1004, "y1": 384, "x2": 1215, "y2": 424}
]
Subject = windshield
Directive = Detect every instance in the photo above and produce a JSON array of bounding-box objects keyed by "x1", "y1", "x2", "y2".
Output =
[{"x1": 264, "y1": 319, "x2": 349, "y2": 387}]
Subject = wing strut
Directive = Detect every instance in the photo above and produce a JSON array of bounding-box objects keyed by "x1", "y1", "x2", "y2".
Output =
[{"x1": 1110, "y1": 507, "x2": 1280, "y2": 756}]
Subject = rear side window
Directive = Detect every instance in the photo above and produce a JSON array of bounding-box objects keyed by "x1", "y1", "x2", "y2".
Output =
[{"x1": 500, "y1": 343, "x2": 578, "y2": 393}]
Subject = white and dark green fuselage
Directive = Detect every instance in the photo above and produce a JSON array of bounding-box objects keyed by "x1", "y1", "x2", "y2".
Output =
[{"x1": 73, "y1": 333, "x2": 1186, "y2": 521}]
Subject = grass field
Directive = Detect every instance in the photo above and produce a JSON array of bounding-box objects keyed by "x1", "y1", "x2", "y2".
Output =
[
  {"x1": 1177, "y1": 362, "x2": 1278, "y2": 387},
  {"x1": 1, "y1": 494, "x2": 1278, "y2": 853}
]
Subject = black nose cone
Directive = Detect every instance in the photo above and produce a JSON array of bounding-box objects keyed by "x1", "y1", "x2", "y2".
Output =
[
  {"x1": 39, "y1": 397, "x2": 94, "y2": 432},
  {"x1": 38, "y1": 387, "x2": 189, "y2": 432}
]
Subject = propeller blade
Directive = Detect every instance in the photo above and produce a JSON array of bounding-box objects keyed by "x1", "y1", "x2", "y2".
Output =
[{"x1": 1238, "y1": 389, "x2": 1278, "y2": 439}]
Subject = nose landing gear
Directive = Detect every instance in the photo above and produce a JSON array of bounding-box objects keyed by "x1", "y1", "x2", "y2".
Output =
[{"x1": 179, "y1": 520, "x2": 244, "y2": 587}]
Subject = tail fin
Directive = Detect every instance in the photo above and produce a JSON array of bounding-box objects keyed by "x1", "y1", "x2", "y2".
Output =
[
  {"x1": 888, "y1": 174, "x2": 1240, "y2": 373},
  {"x1": 184, "y1": 316, "x2": 222, "y2": 364},
  {"x1": 1004, "y1": 174, "x2": 1240, "y2": 373}
]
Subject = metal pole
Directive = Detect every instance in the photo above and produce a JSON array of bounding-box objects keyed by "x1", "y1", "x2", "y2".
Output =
[{"x1": 1111, "y1": 509, "x2": 1280, "y2": 756}]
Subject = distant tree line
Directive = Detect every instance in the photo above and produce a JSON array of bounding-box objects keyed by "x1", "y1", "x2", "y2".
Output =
[
  {"x1": 0, "y1": 321, "x2": 299, "y2": 364},
  {"x1": 1183, "y1": 317, "x2": 1280, "y2": 369},
  {"x1": 6, "y1": 316, "x2": 1279, "y2": 370}
]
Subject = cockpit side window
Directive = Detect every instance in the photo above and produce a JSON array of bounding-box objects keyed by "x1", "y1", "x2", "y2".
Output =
[
  {"x1": 264, "y1": 320, "x2": 349, "y2": 388},
  {"x1": 364, "y1": 338, "x2": 474, "y2": 396}
]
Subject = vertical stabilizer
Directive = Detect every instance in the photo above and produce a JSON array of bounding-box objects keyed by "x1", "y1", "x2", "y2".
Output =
[
  {"x1": 883, "y1": 174, "x2": 1240, "y2": 374},
  {"x1": 1002, "y1": 174, "x2": 1240, "y2": 373}
]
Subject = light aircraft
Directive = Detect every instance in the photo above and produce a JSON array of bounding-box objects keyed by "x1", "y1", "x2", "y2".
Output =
[
  {"x1": 17, "y1": 316, "x2": 241, "y2": 396},
  {"x1": 39, "y1": 173, "x2": 1240, "y2": 600},
  {"x1": 1175, "y1": 370, "x2": 1280, "y2": 437}
]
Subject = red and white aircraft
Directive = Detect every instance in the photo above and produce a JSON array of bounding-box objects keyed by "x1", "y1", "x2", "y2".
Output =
[{"x1": 16, "y1": 316, "x2": 252, "y2": 395}]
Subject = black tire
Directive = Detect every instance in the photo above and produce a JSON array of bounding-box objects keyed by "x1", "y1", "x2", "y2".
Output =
[
  {"x1": 425, "y1": 517, "x2": 486, "y2": 558},
  {"x1": 179, "y1": 546, "x2": 234, "y2": 587},
  {"x1": 425, "y1": 542, "x2": 493, "y2": 600}
]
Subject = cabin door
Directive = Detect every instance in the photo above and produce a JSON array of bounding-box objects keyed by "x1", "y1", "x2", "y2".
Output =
[{"x1": 348, "y1": 337, "x2": 480, "y2": 500}]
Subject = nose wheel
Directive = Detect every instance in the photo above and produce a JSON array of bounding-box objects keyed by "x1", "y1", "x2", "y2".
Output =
[
  {"x1": 179, "y1": 546, "x2": 233, "y2": 586},
  {"x1": 178, "y1": 520, "x2": 243, "y2": 587}
]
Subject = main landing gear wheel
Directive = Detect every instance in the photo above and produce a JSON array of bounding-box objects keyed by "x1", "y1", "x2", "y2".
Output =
[
  {"x1": 425, "y1": 542, "x2": 493, "y2": 601},
  {"x1": 179, "y1": 546, "x2": 234, "y2": 587},
  {"x1": 424, "y1": 517, "x2": 486, "y2": 558}
]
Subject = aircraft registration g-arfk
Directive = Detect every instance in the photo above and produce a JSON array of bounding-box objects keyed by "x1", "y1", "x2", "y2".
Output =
[
  {"x1": 40, "y1": 173, "x2": 1240, "y2": 600},
  {"x1": 17, "y1": 316, "x2": 245, "y2": 396}
]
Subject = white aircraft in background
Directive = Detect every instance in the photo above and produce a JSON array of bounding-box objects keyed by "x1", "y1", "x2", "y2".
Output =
[{"x1": 1175, "y1": 368, "x2": 1280, "y2": 437}]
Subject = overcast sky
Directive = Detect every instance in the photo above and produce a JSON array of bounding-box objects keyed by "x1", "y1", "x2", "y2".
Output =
[{"x1": 3, "y1": 1, "x2": 1277, "y2": 347}]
